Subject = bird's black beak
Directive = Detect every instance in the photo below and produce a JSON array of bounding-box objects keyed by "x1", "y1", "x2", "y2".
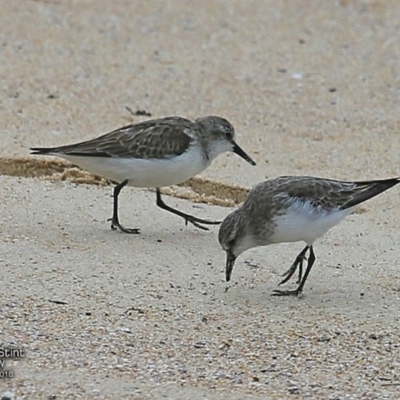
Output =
[
  {"x1": 232, "y1": 141, "x2": 256, "y2": 166},
  {"x1": 225, "y1": 251, "x2": 237, "y2": 282}
]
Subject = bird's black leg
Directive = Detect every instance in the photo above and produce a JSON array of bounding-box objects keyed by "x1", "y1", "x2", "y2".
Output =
[
  {"x1": 155, "y1": 188, "x2": 221, "y2": 231},
  {"x1": 297, "y1": 259, "x2": 303, "y2": 285},
  {"x1": 278, "y1": 245, "x2": 309, "y2": 285},
  {"x1": 107, "y1": 180, "x2": 140, "y2": 234},
  {"x1": 272, "y1": 246, "x2": 316, "y2": 297}
]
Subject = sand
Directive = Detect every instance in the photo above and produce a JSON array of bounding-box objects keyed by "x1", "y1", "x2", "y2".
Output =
[{"x1": 1, "y1": 0, "x2": 400, "y2": 398}]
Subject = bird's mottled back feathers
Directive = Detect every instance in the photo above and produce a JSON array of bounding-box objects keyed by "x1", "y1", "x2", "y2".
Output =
[
  {"x1": 31, "y1": 117, "x2": 195, "y2": 159},
  {"x1": 246, "y1": 176, "x2": 400, "y2": 212}
]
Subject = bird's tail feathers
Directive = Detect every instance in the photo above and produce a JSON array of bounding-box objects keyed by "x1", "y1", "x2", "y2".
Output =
[{"x1": 344, "y1": 177, "x2": 400, "y2": 209}]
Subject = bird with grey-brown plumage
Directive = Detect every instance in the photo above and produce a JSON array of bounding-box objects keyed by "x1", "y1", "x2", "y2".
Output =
[
  {"x1": 219, "y1": 175, "x2": 400, "y2": 297},
  {"x1": 31, "y1": 115, "x2": 256, "y2": 233}
]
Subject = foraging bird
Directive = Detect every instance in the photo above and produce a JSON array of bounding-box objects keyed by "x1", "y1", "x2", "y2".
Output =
[{"x1": 218, "y1": 175, "x2": 400, "y2": 296}]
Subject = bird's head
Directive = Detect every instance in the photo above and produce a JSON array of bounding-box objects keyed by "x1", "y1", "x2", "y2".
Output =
[
  {"x1": 196, "y1": 116, "x2": 256, "y2": 166},
  {"x1": 218, "y1": 209, "x2": 256, "y2": 282}
]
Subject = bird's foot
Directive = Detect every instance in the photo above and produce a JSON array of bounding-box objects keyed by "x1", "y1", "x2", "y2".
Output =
[
  {"x1": 108, "y1": 217, "x2": 141, "y2": 234},
  {"x1": 184, "y1": 215, "x2": 222, "y2": 231},
  {"x1": 271, "y1": 288, "x2": 303, "y2": 298}
]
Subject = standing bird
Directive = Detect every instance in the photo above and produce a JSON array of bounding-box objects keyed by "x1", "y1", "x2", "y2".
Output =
[
  {"x1": 31, "y1": 116, "x2": 256, "y2": 233},
  {"x1": 218, "y1": 175, "x2": 400, "y2": 296}
]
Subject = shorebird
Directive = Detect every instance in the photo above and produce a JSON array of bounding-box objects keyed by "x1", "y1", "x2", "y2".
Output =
[
  {"x1": 31, "y1": 115, "x2": 256, "y2": 233},
  {"x1": 218, "y1": 175, "x2": 399, "y2": 296}
]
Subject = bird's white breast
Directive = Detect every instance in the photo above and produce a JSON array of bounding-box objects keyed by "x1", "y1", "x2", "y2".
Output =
[
  {"x1": 58, "y1": 145, "x2": 210, "y2": 187},
  {"x1": 269, "y1": 199, "x2": 354, "y2": 245}
]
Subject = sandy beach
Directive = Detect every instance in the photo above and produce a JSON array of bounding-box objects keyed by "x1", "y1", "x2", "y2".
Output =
[{"x1": 1, "y1": 1, "x2": 400, "y2": 398}]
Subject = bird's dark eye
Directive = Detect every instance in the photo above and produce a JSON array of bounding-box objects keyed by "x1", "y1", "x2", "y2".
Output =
[{"x1": 224, "y1": 128, "x2": 234, "y2": 140}]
